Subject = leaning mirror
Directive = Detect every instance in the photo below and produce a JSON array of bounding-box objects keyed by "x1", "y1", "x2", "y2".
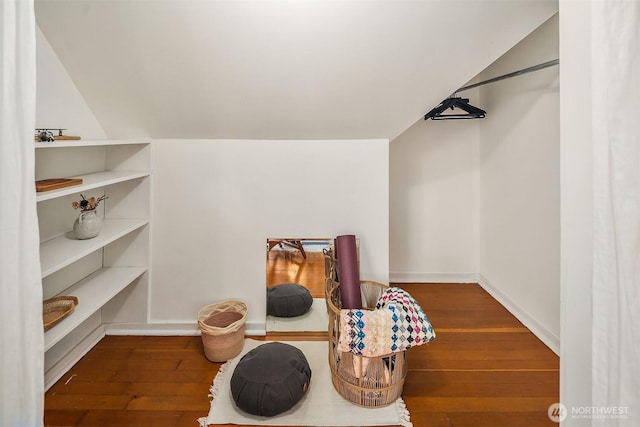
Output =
[{"x1": 265, "y1": 238, "x2": 332, "y2": 332}]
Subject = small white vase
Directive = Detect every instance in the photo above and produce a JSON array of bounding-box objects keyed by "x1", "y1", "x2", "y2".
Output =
[{"x1": 73, "y1": 210, "x2": 102, "y2": 240}]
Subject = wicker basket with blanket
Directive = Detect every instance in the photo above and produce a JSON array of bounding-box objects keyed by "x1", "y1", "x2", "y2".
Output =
[
  {"x1": 324, "y1": 249, "x2": 436, "y2": 408},
  {"x1": 326, "y1": 278, "x2": 408, "y2": 407}
]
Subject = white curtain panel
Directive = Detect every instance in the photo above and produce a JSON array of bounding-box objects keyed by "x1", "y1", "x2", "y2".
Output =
[
  {"x1": 591, "y1": 0, "x2": 640, "y2": 425},
  {"x1": 0, "y1": 0, "x2": 43, "y2": 425}
]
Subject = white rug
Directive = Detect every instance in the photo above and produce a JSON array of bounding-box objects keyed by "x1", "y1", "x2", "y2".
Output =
[
  {"x1": 199, "y1": 339, "x2": 412, "y2": 427},
  {"x1": 266, "y1": 299, "x2": 328, "y2": 332}
]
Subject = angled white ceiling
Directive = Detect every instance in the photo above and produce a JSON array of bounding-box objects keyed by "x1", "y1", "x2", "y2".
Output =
[{"x1": 35, "y1": 0, "x2": 557, "y2": 140}]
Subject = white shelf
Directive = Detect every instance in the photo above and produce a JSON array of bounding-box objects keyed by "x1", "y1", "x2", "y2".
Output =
[
  {"x1": 35, "y1": 139, "x2": 150, "y2": 149},
  {"x1": 44, "y1": 266, "x2": 147, "y2": 351},
  {"x1": 36, "y1": 170, "x2": 149, "y2": 202},
  {"x1": 37, "y1": 137, "x2": 151, "y2": 386},
  {"x1": 40, "y1": 218, "x2": 149, "y2": 278}
]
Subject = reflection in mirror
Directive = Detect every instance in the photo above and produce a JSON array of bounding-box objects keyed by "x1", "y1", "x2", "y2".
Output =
[{"x1": 266, "y1": 238, "x2": 332, "y2": 332}]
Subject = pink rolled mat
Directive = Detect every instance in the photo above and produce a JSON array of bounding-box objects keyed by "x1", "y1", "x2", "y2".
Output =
[{"x1": 335, "y1": 234, "x2": 362, "y2": 309}]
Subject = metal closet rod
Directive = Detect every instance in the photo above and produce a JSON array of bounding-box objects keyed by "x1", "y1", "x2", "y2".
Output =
[{"x1": 455, "y1": 58, "x2": 559, "y2": 93}]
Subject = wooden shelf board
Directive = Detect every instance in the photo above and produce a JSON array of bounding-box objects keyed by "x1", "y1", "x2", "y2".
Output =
[
  {"x1": 36, "y1": 170, "x2": 149, "y2": 202},
  {"x1": 35, "y1": 139, "x2": 150, "y2": 149},
  {"x1": 40, "y1": 218, "x2": 149, "y2": 278},
  {"x1": 44, "y1": 266, "x2": 147, "y2": 351}
]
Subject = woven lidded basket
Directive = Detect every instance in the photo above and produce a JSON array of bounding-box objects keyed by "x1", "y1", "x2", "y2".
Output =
[
  {"x1": 198, "y1": 299, "x2": 247, "y2": 362},
  {"x1": 325, "y1": 270, "x2": 407, "y2": 407}
]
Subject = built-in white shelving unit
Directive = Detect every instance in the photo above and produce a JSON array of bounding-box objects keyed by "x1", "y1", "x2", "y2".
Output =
[{"x1": 35, "y1": 139, "x2": 151, "y2": 389}]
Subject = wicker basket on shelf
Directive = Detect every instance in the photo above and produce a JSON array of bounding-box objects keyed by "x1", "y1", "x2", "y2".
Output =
[
  {"x1": 43, "y1": 296, "x2": 78, "y2": 331},
  {"x1": 198, "y1": 299, "x2": 247, "y2": 362},
  {"x1": 324, "y1": 253, "x2": 407, "y2": 408}
]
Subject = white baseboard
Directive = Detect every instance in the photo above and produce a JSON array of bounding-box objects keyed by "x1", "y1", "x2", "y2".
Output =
[
  {"x1": 245, "y1": 323, "x2": 267, "y2": 336},
  {"x1": 389, "y1": 272, "x2": 479, "y2": 283},
  {"x1": 105, "y1": 321, "x2": 267, "y2": 337},
  {"x1": 45, "y1": 326, "x2": 105, "y2": 391},
  {"x1": 105, "y1": 322, "x2": 199, "y2": 335},
  {"x1": 477, "y1": 274, "x2": 560, "y2": 355}
]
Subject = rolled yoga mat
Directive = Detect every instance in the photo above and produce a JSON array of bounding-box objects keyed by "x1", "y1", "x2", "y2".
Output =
[{"x1": 335, "y1": 234, "x2": 362, "y2": 309}]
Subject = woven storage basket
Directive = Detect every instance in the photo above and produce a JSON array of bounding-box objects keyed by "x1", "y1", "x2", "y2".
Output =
[
  {"x1": 43, "y1": 296, "x2": 78, "y2": 331},
  {"x1": 325, "y1": 268, "x2": 407, "y2": 407},
  {"x1": 198, "y1": 299, "x2": 247, "y2": 362}
]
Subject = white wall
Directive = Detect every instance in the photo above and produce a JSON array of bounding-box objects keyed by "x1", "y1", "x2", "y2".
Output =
[
  {"x1": 151, "y1": 139, "x2": 389, "y2": 333},
  {"x1": 36, "y1": 26, "x2": 106, "y2": 139},
  {"x1": 558, "y1": 1, "x2": 594, "y2": 421},
  {"x1": 390, "y1": 114, "x2": 479, "y2": 282},
  {"x1": 389, "y1": 15, "x2": 560, "y2": 354},
  {"x1": 478, "y1": 14, "x2": 560, "y2": 351}
]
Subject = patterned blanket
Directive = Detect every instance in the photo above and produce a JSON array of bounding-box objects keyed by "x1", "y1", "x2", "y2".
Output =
[{"x1": 338, "y1": 287, "x2": 435, "y2": 357}]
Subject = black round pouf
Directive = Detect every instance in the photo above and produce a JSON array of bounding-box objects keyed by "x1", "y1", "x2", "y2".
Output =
[
  {"x1": 267, "y1": 283, "x2": 313, "y2": 317},
  {"x1": 230, "y1": 342, "x2": 312, "y2": 417}
]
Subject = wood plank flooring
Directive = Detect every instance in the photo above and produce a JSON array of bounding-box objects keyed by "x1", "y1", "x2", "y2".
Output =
[
  {"x1": 266, "y1": 250, "x2": 325, "y2": 298},
  {"x1": 44, "y1": 283, "x2": 559, "y2": 426},
  {"x1": 400, "y1": 284, "x2": 558, "y2": 427}
]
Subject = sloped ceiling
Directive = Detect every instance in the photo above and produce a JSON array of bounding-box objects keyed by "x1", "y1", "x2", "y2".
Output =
[{"x1": 35, "y1": 0, "x2": 557, "y2": 140}]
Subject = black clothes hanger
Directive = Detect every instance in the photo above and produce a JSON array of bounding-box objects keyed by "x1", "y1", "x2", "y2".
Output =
[
  {"x1": 423, "y1": 59, "x2": 559, "y2": 122},
  {"x1": 424, "y1": 97, "x2": 486, "y2": 120}
]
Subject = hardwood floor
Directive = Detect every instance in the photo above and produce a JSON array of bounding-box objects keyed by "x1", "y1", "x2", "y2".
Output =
[
  {"x1": 44, "y1": 283, "x2": 559, "y2": 426},
  {"x1": 266, "y1": 250, "x2": 325, "y2": 298},
  {"x1": 399, "y1": 284, "x2": 558, "y2": 427}
]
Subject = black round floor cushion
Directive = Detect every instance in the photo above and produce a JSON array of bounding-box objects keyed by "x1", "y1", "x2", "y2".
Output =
[
  {"x1": 267, "y1": 283, "x2": 313, "y2": 317},
  {"x1": 230, "y1": 342, "x2": 312, "y2": 417}
]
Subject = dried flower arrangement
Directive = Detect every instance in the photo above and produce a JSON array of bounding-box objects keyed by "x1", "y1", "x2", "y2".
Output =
[{"x1": 71, "y1": 194, "x2": 108, "y2": 212}]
